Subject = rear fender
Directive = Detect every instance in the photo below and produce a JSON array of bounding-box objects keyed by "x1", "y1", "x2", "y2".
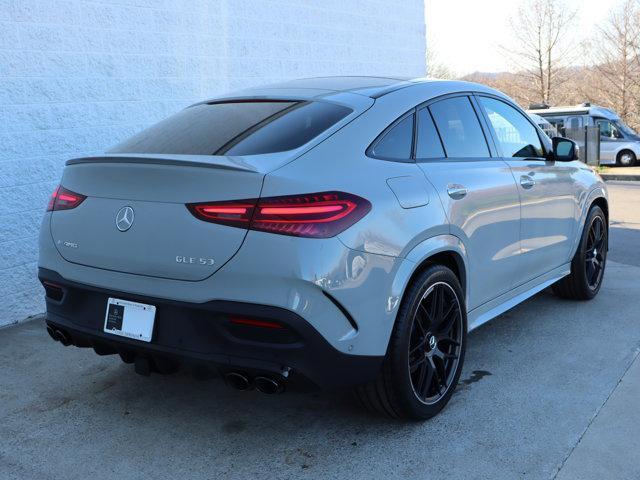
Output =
[
  {"x1": 390, "y1": 234, "x2": 469, "y2": 312},
  {"x1": 569, "y1": 185, "x2": 608, "y2": 259}
]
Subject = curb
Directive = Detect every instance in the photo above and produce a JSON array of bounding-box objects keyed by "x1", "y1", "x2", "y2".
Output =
[{"x1": 600, "y1": 174, "x2": 640, "y2": 182}]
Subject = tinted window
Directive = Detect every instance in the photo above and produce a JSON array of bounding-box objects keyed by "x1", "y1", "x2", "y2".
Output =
[
  {"x1": 479, "y1": 97, "x2": 544, "y2": 158},
  {"x1": 546, "y1": 117, "x2": 565, "y2": 128},
  {"x1": 544, "y1": 117, "x2": 566, "y2": 136},
  {"x1": 109, "y1": 101, "x2": 352, "y2": 156},
  {"x1": 370, "y1": 114, "x2": 414, "y2": 159},
  {"x1": 567, "y1": 116, "x2": 583, "y2": 129},
  {"x1": 416, "y1": 108, "x2": 445, "y2": 159},
  {"x1": 597, "y1": 119, "x2": 620, "y2": 139},
  {"x1": 429, "y1": 97, "x2": 489, "y2": 158},
  {"x1": 615, "y1": 120, "x2": 638, "y2": 136}
]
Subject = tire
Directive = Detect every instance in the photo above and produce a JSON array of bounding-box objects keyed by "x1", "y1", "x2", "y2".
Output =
[
  {"x1": 354, "y1": 264, "x2": 467, "y2": 420},
  {"x1": 552, "y1": 205, "x2": 607, "y2": 300},
  {"x1": 616, "y1": 150, "x2": 636, "y2": 167}
]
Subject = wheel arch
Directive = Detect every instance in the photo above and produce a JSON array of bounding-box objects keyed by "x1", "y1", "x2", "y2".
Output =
[
  {"x1": 569, "y1": 187, "x2": 609, "y2": 259},
  {"x1": 616, "y1": 148, "x2": 637, "y2": 163},
  {"x1": 591, "y1": 196, "x2": 609, "y2": 225},
  {"x1": 590, "y1": 195, "x2": 610, "y2": 253},
  {"x1": 392, "y1": 235, "x2": 469, "y2": 312},
  {"x1": 406, "y1": 251, "x2": 466, "y2": 299}
]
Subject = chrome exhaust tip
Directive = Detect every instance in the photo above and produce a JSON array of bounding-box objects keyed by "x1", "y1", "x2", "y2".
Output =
[
  {"x1": 48, "y1": 326, "x2": 72, "y2": 346},
  {"x1": 225, "y1": 372, "x2": 251, "y2": 391},
  {"x1": 54, "y1": 329, "x2": 72, "y2": 346},
  {"x1": 253, "y1": 376, "x2": 284, "y2": 394},
  {"x1": 46, "y1": 325, "x2": 58, "y2": 342}
]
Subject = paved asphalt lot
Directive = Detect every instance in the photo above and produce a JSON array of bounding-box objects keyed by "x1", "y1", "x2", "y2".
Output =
[{"x1": 1, "y1": 181, "x2": 639, "y2": 480}]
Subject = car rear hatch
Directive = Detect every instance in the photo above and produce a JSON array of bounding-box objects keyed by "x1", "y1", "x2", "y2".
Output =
[
  {"x1": 49, "y1": 154, "x2": 283, "y2": 281},
  {"x1": 49, "y1": 96, "x2": 371, "y2": 281}
]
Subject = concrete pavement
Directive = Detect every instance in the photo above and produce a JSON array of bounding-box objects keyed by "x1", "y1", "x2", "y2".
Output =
[
  {"x1": 556, "y1": 349, "x2": 640, "y2": 480},
  {"x1": 552, "y1": 181, "x2": 640, "y2": 480},
  {"x1": 608, "y1": 181, "x2": 640, "y2": 267},
  {"x1": 1, "y1": 182, "x2": 639, "y2": 480}
]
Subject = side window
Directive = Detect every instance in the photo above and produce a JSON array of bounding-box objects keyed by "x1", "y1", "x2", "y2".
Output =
[
  {"x1": 369, "y1": 114, "x2": 414, "y2": 160},
  {"x1": 416, "y1": 108, "x2": 445, "y2": 159},
  {"x1": 428, "y1": 97, "x2": 489, "y2": 158},
  {"x1": 597, "y1": 119, "x2": 619, "y2": 139},
  {"x1": 567, "y1": 116, "x2": 583, "y2": 129},
  {"x1": 546, "y1": 116, "x2": 565, "y2": 134},
  {"x1": 479, "y1": 97, "x2": 544, "y2": 158}
]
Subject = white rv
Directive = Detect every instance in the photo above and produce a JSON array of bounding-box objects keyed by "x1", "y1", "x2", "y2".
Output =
[{"x1": 527, "y1": 103, "x2": 639, "y2": 166}]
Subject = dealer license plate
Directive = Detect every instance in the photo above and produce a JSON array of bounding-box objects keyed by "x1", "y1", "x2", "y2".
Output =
[{"x1": 103, "y1": 298, "x2": 155, "y2": 343}]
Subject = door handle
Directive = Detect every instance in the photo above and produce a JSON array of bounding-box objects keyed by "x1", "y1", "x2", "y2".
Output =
[
  {"x1": 520, "y1": 175, "x2": 535, "y2": 189},
  {"x1": 447, "y1": 184, "x2": 468, "y2": 200}
]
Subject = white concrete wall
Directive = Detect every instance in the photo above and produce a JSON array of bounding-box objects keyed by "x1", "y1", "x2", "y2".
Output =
[{"x1": 0, "y1": 0, "x2": 426, "y2": 327}]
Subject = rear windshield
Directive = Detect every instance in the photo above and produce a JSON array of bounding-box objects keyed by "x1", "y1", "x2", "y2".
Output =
[{"x1": 108, "y1": 101, "x2": 353, "y2": 156}]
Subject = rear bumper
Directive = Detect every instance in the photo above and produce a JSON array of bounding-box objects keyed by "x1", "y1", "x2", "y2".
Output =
[
  {"x1": 39, "y1": 216, "x2": 408, "y2": 357},
  {"x1": 39, "y1": 268, "x2": 383, "y2": 390}
]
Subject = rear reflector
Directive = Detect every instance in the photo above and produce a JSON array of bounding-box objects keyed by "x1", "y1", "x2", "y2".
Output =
[
  {"x1": 47, "y1": 186, "x2": 86, "y2": 211},
  {"x1": 187, "y1": 191, "x2": 371, "y2": 238},
  {"x1": 42, "y1": 281, "x2": 64, "y2": 301},
  {"x1": 230, "y1": 316, "x2": 284, "y2": 329}
]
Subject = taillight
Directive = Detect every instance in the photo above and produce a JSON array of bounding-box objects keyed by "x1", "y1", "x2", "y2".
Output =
[
  {"x1": 252, "y1": 192, "x2": 370, "y2": 238},
  {"x1": 47, "y1": 186, "x2": 86, "y2": 211},
  {"x1": 186, "y1": 200, "x2": 256, "y2": 228},
  {"x1": 187, "y1": 191, "x2": 371, "y2": 238}
]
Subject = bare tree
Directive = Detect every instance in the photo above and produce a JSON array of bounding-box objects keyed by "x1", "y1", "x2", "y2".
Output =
[
  {"x1": 461, "y1": 71, "x2": 531, "y2": 105},
  {"x1": 588, "y1": 0, "x2": 640, "y2": 123},
  {"x1": 502, "y1": 0, "x2": 576, "y2": 104},
  {"x1": 426, "y1": 51, "x2": 454, "y2": 79},
  {"x1": 425, "y1": 32, "x2": 454, "y2": 79}
]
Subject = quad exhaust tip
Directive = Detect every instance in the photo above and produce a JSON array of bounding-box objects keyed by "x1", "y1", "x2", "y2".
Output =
[
  {"x1": 56, "y1": 329, "x2": 72, "y2": 346},
  {"x1": 46, "y1": 325, "x2": 72, "y2": 346},
  {"x1": 46, "y1": 325, "x2": 57, "y2": 341},
  {"x1": 46, "y1": 329, "x2": 286, "y2": 393},
  {"x1": 253, "y1": 376, "x2": 284, "y2": 394},
  {"x1": 224, "y1": 372, "x2": 284, "y2": 394},
  {"x1": 225, "y1": 372, "x2": 251, "y2": 391}
]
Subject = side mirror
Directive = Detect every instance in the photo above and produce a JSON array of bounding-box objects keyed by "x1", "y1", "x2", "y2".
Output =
[{"x1": 552, "y1": 137, "x2": 579, "y2": 161}]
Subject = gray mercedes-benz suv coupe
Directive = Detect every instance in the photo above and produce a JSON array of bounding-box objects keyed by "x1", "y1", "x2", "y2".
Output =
[{"x1": 39, "y1": 77, "x2": 608, "y2": 419}]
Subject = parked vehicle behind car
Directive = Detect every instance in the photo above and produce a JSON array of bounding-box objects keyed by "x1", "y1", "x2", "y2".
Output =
[
  {"x1": 527, "y1": 112, "x2": 558, "y2": 139},
  {"x1": 39, "y1": 77, "x2": 609, "y2": 420},
  {"x1": 527, "y1": 102, "x2": 640, "y2": 166}
]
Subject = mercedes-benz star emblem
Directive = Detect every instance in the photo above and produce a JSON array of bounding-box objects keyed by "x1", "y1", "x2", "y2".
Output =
[{"x1": 115, "y1": 206, "x2": 135, "y2": 232}]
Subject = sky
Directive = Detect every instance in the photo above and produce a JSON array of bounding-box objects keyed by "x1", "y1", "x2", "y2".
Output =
[{"x1": 425, "y1": 0, "x2": 613, "y2": 76}]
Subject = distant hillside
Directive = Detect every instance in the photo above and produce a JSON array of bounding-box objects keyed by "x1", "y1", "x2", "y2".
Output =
[{"x1": 459, "y1": 67, "x2": 640, "y2": 130}]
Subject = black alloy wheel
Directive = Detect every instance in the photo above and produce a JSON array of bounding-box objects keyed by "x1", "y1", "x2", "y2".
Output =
[
  {"x1": 408, "y1": 282, "x2": 463, "y2": 405},
  {"x1": 584, "y1": 214, "x2": 607, "y2": 291},
  {"x1": 354, "y1": 264, "x2": 467, "y2": 420},
  {"x1": 553, "y1": 205, "x2": 608, "y2": 300}
]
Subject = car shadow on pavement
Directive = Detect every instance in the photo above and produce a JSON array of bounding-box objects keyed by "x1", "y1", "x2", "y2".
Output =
[
  {"x1": 3, "y1": 260, "x2": 639, "y2": 479},
  {"x1": 17, "y1": 286, "x2": 554, "y2": 434}
]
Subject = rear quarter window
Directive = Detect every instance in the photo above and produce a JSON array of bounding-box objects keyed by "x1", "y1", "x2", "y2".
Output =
[
  {"x1": 368, "y1": 114, "x2": 414, "y2": 160},
  {"x1": 108, "y1": 101, "x2": 353, "y2": 156}
]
